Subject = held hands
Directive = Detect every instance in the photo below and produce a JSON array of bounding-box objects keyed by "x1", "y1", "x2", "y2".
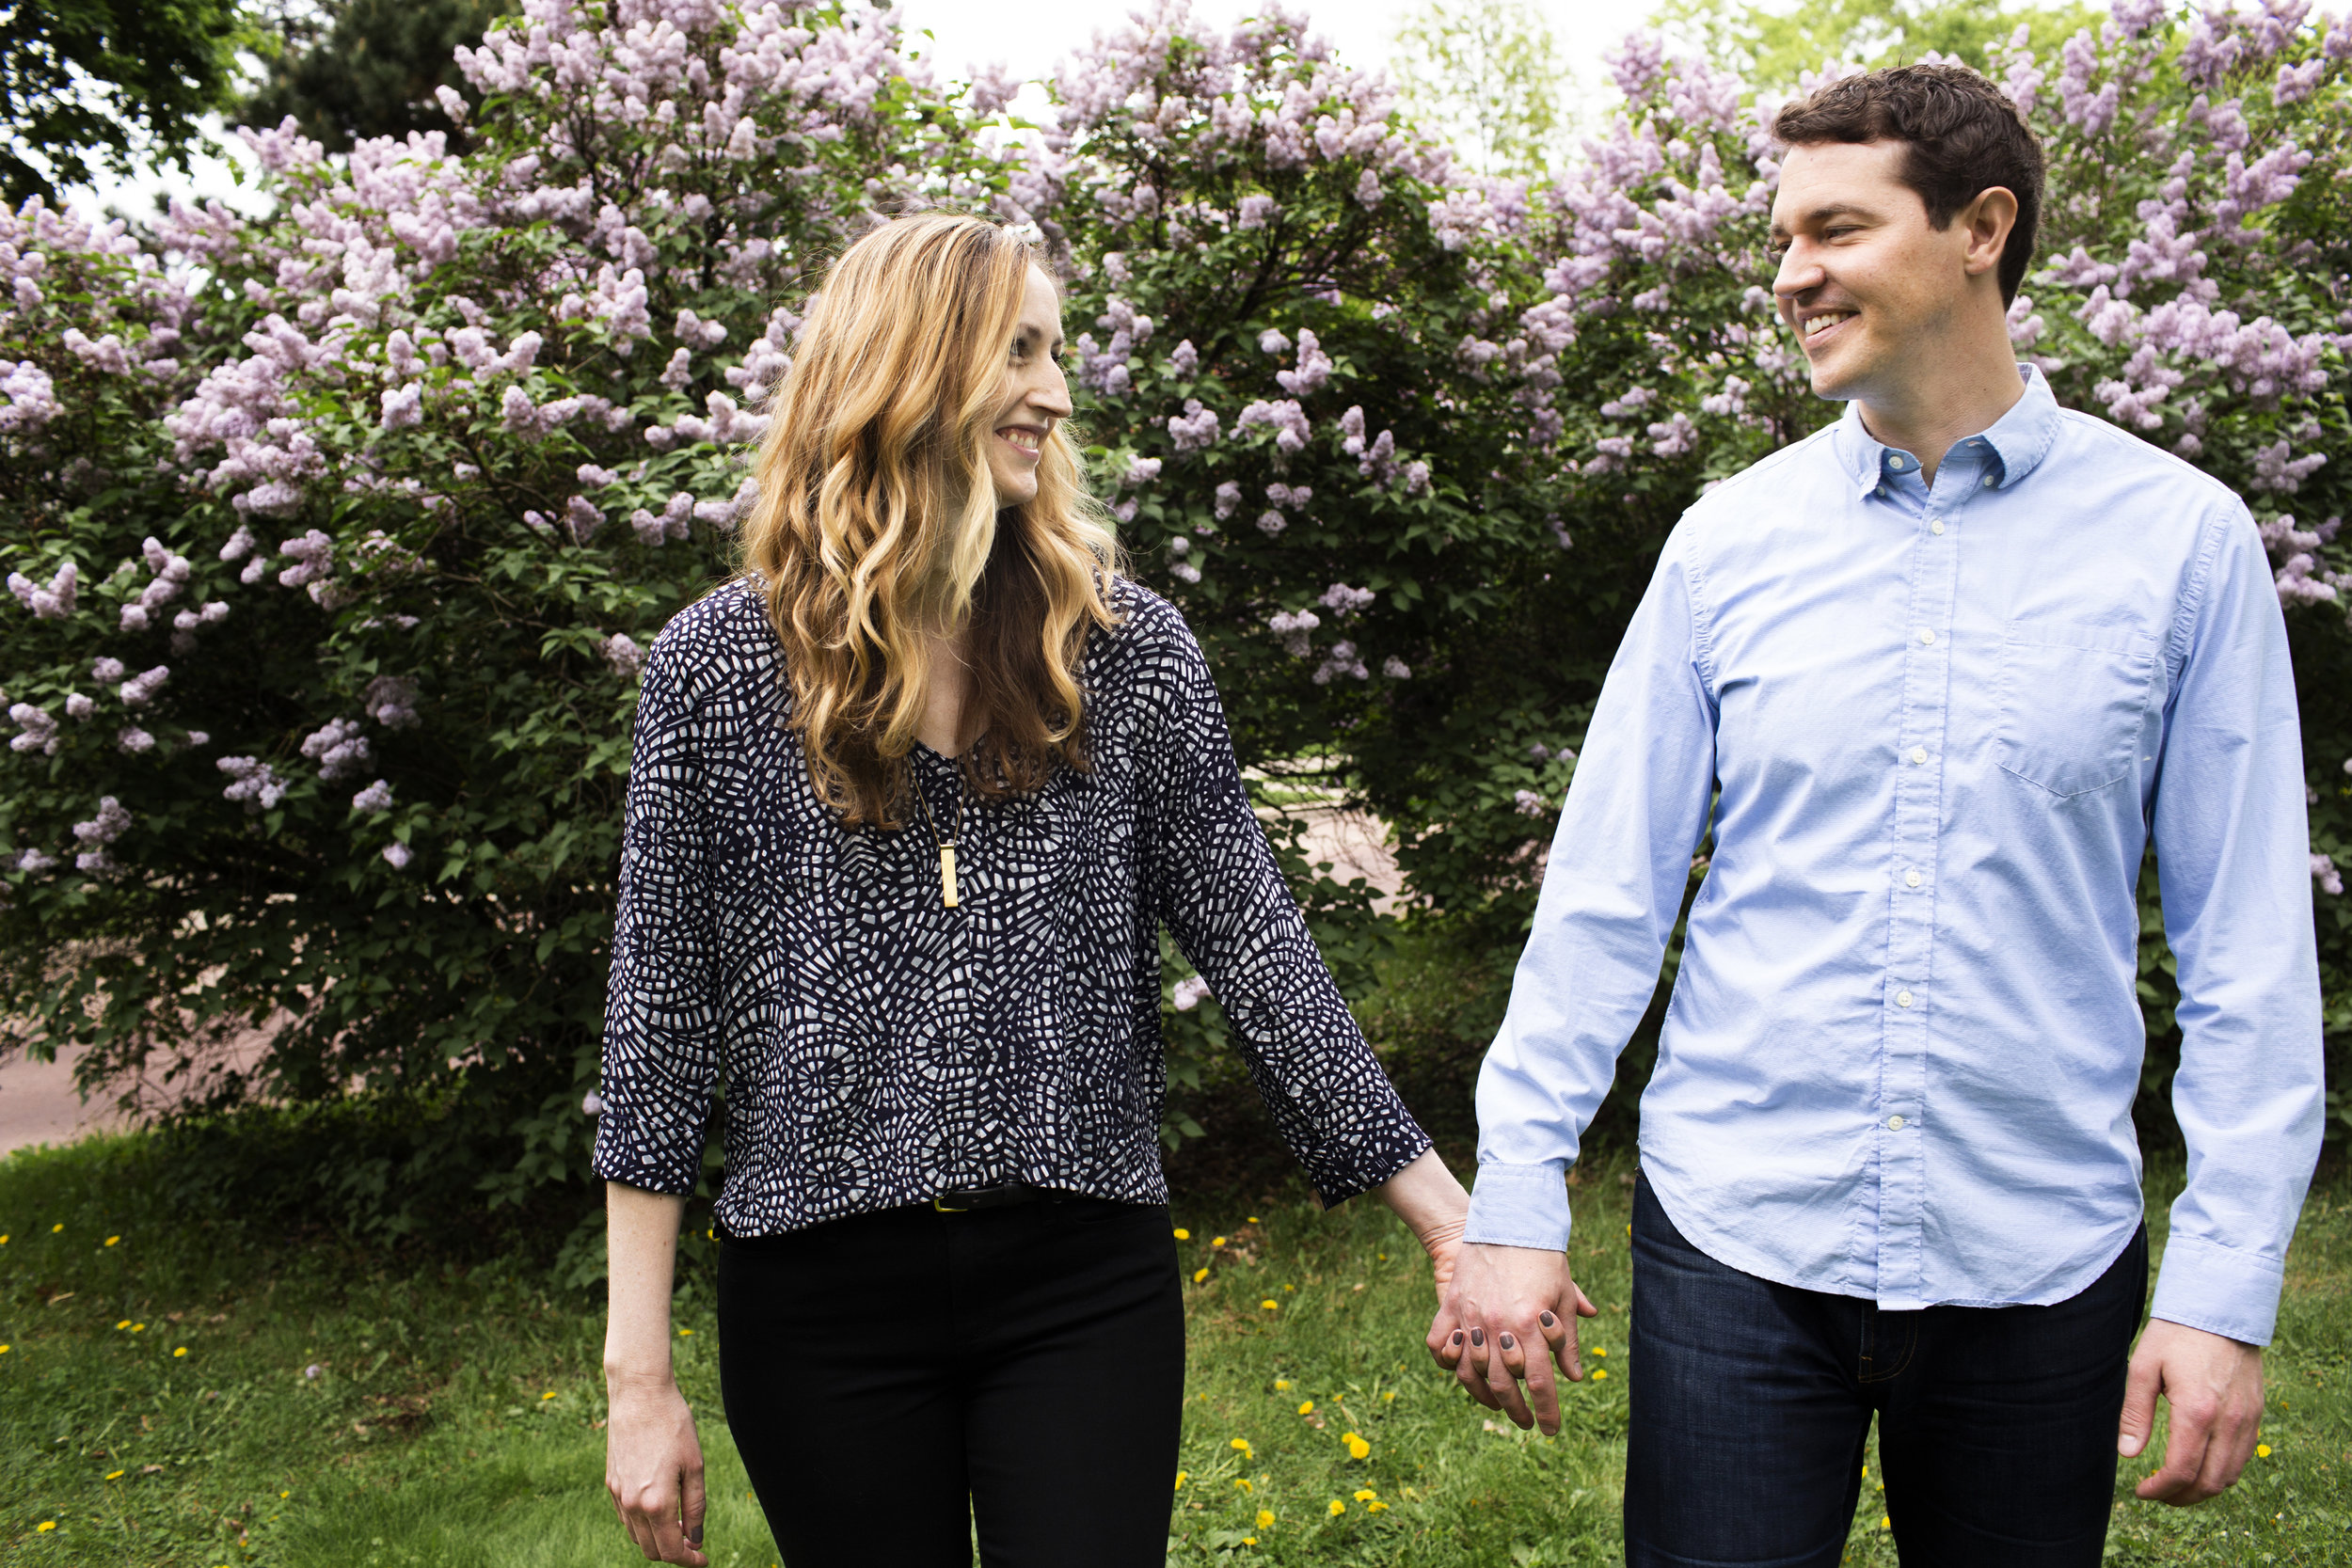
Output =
[
  {"x1": 606, "y1": 1373, "x2": 709, "y2": 1565},
  {"x1": 1427, "y1": 1242, "x2": 1600, "y2": 1436},
  {"x1": 2119, "y1": 1319, "x2": 2265, "y2": 1506}
]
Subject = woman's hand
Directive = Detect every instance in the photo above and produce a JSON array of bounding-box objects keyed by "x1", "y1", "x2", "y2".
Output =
[
  {"x1": 604, "y1": 1183, "x2": 703, "y2": 1563},
  {"x1": 1429, "y1": 1242, "x2": 1599, "y2": 1437},
  {"x1": 1370, "y1": 1148, "x2": 1470, "y2": 1306},
  {"x1": 606, "y1": 1374, "x2": 709, "y2": 1565}
]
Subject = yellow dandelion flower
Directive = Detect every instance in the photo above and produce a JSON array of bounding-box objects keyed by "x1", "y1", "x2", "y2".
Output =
[
  {"x1": 1, "y1": 1234, "x2": 9, "y2": 1243},
  {"x1": 2257, "y1": 1444, "x2": 2272, "y2": 1458},
  {"x1": 1353, "y1": 1489, "x2": 1377, "y2": 1502},
  {"x1": 1194, "y1": 1267, "x2": 1210, "y2": 1283},
  {"x1": 1593, "y1": 1346, "x2": 1608, "y2": 1356},
  {"x1": 173, "y1": 1347, "x2": 188, "y2": 1357},
  {"x1": 1377, "y1": 1252, "x2": 1388, "y2": 1260},
  {"x1": 541, "y1": 1390, "x2": 557, "y2": 1400},
  {"x1": 1880, "y1": 1515, "x2": 1892, "y2": 1530},
  {"x1": 1283, "y1": 1284, "x2": 1295, "y2": 1291},
  {"x1": 117, "y1": 1320, "x2": 131, "y2": 1329},
  {"x1": 1297, "y1": 1400, "x2": 1314, "y2": 1415},
  {"x1": 131, "y1": 1323, "x2": 144, "y2": 1333},
  {"x1": 279, "y1": 1492, "x2": 290, "y2": 1499},
  {"x1": 1231, "y1": 1438, "x2": 1253, "y2": 1457},
  {"x1": 1593, "y1": 1369, "x2": 1609, "y2": 1381},
  {"x1": 53, "y1": 1222, "x2": 63, "y2": 1232},
  {"x1": 105, "y1": 1470, "x2": 124, "y2": 1481},
  {"x1": 1343, "y1": 1433, "x2": 1372, "y2": 1460},
  {"x1": 105, "y1": 1235, "x2": 119, "y2": 1246},
  {"x1": 0, "y1": 1345, "x2": 10, "y2": 1354},
  {"x1": 1274, "y1": 1379, "x2": 1291, "y2": 1390},
  {"x1": 676, "y1": 1327, "x2": 692, "y2": 1336},
  {"x1": 1173, "y1": 1470, "x2": 1188, "y2": 1491},
  {"x1": 1234, "y1": 1478, "x2": 1252, "y2": 1493},
  {"x1": 1173, "y1": 1228, "x2": 1191, "y2": 1240},
  {"x1": 1261, "y1": 1299, "x2": 1279, "y2": 1310},
  {"x1": 37, "y1": 1520, "x2": 55, "y2": 1531},
  {"x1": 1212, "y1": 1236, "x2": 1228, "y2": 1247},
  {"x1": 1367, "y1": 1500, "x2": 1390, "y2": 1513},
  {"x1": 1255, "y1": 1510, "x2": 1274, "y2": 1529},
  {"x1": 1381, "y1": 1390, "x2": 1396, "y2": 1402},
  {"x1": 1327, "y1": 1499, "x2": 1345, "y2": 1517},
  {"x1": 1247, "y1": 1216, "x2": 1259, "y2": 1224},
  {"x1": 1241, "y1": 1539, "x2": 1256, "y2": 1547}
]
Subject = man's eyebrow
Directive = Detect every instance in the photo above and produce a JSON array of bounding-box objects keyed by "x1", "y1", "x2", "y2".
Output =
[{"x1": 1772, "y1": 199, "x2": 1883, "y2": 234}]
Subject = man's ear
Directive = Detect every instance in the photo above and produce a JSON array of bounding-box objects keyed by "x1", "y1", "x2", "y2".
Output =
[{"x1": 1960, "y1": 186, "x2": 2018, "y2": 279}]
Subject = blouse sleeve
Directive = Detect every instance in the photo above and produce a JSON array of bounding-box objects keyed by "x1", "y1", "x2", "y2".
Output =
[
  {"x1": 1144, "y1": 615, "x2": 1431, "y2": 1206},
  {"x1": 592, "y1": 626, "x2": 723, "y2": 1196}
]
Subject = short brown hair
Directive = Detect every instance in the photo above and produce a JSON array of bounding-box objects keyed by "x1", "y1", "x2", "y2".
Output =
[{"x1": 1772, "y1": 64, "x2": 2045, "y2": 306}]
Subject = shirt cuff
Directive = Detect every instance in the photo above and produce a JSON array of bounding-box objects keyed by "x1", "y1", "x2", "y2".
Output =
[
  {"x1": 1463, "y1": 1161, "x2": 1572, "y2": 1252},
  {"x1": 2149, "y1": 1232, "x2": 2285, "y2": 1347}
]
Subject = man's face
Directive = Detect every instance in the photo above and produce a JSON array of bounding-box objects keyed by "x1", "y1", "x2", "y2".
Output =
[{"x1": 1770, "y1": 139, "x2": 1979, "y2": 405}]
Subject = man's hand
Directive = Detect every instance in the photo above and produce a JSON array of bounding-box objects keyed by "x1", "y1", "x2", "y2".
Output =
[
  {"x1": 606, "y1": 1374, "x2": 709, "y2": 1564},
  {"x1": 2119, "y1": 1319, "x2": 2265, "y2": 1506},
  {"x1": 1427, "y1": 1241, "x2": 1598, "y2": 1437}
]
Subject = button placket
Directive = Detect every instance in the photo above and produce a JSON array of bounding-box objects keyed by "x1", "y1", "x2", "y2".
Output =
[{"x1": 1877, "y1": 494, "x2": 1961, "y2": 1304}]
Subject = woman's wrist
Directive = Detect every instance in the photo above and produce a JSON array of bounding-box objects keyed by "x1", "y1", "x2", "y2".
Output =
[{"x1": 1374, "y1": 1148, "x2": 1470, "y2": 1253}]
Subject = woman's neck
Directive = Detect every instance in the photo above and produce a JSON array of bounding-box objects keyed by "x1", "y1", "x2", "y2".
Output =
[{"x1": 915, "y1": 626, "x2": 976, "y2": 757}]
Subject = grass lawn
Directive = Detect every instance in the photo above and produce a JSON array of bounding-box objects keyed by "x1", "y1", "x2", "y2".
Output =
[{"x1": 2, "y1": 1131, "x2": 2347, "y2": 1566}]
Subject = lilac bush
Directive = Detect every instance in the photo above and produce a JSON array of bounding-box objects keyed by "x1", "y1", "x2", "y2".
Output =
[
  {"x1": 4, "y1": 0, "x2": 2348, "y2": 1187},
  {"x1": 0, "y1": 0, "x2": 1002, "y2": 1206}
]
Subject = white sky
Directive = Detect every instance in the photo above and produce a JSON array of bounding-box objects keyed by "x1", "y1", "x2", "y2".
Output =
[
  {"x1": 890, "y1": 0, "x2": 1649, "y2": 97},
  {"x1": 63, "y1": 0, "x2": 1658, "y2": 223}
]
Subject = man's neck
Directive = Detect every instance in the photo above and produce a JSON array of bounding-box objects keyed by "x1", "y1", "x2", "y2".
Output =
[{"x1": 1853, "y1": 326, "x2": 2026, "y2": 485}]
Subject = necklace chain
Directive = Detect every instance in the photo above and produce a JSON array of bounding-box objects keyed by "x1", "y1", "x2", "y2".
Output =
[{"x1": 913, "y1": 768, "x2": 964, "y2": 908}]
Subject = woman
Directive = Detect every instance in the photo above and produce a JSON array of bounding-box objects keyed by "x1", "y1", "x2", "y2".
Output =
[{"x1": 596, "y1": 211, "x2": 1469, "y2": 1568}]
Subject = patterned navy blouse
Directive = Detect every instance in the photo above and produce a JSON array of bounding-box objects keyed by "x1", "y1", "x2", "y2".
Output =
[{"x1": 592, "y1": 578, "x2": 1430, "y2": 1237}]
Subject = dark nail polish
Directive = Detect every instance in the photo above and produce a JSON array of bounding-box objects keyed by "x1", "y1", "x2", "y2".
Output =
[
  {"x1": 687, "y1": 1527, "x2": 704, "y2": 1545},
  {"x1": 1450, "y1": 1330, "x2": 1463, "y2": 1347},
  {"x1": 1470, "y1": 1326, "x2": 1485, "y2": 1347},
  {"x1": 1499, "y1": 1332, "x2": 1516, "y2": 1350},
  {"x1": 1540, "y1": 1310, "x2": 1558, "y2": 1327}
]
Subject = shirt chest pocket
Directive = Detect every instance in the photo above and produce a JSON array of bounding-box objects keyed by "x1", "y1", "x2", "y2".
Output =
[{"x1": 1991, "y1": 622, "x2": 2160, "y2": 799}]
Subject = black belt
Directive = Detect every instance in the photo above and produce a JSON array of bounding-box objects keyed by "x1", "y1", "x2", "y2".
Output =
[{"x1": 932, "y1": 1180, "x2": 1046, "y2": 1212}]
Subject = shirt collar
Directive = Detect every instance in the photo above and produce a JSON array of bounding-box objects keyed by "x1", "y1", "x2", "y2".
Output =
[{"x1": 1834, "y1": 362, "x2": 2059, "y2": 501}]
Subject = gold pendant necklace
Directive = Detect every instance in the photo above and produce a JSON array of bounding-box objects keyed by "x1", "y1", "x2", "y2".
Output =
[{"x1": 914, "y1": 771, "x2": 964, "y2": 909}]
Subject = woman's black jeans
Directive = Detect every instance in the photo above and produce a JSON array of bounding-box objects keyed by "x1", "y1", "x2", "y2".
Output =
[
  {"x1": 1624, "y1": 1172, "x2": 2148, "y2": 1567},
  {"x1": 717, "y1": 1195, "x2": 1184, "y2": 1568}
]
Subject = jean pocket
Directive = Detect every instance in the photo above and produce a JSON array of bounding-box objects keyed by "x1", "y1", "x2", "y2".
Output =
[{"x1": 1991, "y1": 623, "x2": 2158, "y2": 799}]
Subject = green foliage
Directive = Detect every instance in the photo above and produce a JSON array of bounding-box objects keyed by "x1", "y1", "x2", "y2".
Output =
[
  {"x1": 1653, "y1": 0, "x2": 2105, "y2": 89},
  {"x1": 0, "y1": 0, "x2": 247, "y2": 203},
  {"x1": 1391, "y1": 0, "x2": 1574, "y2": 176},
  {"x1": 240, "y1": 0, "x2": 518, "y2": 153}
]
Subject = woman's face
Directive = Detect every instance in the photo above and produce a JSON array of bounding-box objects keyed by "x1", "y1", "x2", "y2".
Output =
[{"x1": 985, "y1": 264, "x2": 1073, "y2": 510}]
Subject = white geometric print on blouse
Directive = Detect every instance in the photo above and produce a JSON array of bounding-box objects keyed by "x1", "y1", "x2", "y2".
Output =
[{"x1": 593, "y1": 578, "x2": 1429, "y2": 1238}]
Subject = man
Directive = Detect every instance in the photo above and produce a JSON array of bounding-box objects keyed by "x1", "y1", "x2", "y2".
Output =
[{"x1": 1430, "y1": 64, "x2": 2324, "y2": 1567}]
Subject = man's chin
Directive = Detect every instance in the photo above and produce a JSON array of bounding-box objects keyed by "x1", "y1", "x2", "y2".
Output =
[{"x1": 1805, "y1": 355, "x2": 1862, "y2": 404}]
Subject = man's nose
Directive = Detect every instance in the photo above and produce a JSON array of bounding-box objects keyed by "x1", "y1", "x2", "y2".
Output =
[{"x1": 1773, "y1": 241, "x2": 1823, "y2": 302}]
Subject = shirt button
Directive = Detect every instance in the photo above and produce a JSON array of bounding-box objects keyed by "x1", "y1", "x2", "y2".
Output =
[
  {"x1": 1887, "y1": 1115, "x2": 1906, "y2": 1131},
  {"x1": 1931, "y1": 519, "x2": 1946, "y2": 535},
  {"x1": 1909, "y1": 746, "x2": 1928, "y2": 765},
  {"x1": 1895, "y1": 990, "x2": 1914, "y2": 1008},
  {"x1": 1982, "y1": 475, "x2": 1997, "y2": 487},
  {"x1": 1916, "y1": 627, "x2": 1935, "y2": 645},
  {"x1": 1905, "y1": 869, "x2": 1923, "y2": 888}
]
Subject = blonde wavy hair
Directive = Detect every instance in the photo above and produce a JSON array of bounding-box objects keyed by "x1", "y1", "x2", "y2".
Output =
[{"x1": 739, "y1": 212, "x2": 1120, "y2": 829}]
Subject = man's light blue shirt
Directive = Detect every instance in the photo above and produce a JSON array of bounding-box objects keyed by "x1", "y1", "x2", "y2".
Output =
[{"x1": 1466, "y1": 366, "x2": 2324, "y2": 1344}]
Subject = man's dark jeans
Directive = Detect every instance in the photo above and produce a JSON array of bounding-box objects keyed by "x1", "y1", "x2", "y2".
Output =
[{"x1": 1623, "y1": 1173, "x2": 2147, "y2": 1567}]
